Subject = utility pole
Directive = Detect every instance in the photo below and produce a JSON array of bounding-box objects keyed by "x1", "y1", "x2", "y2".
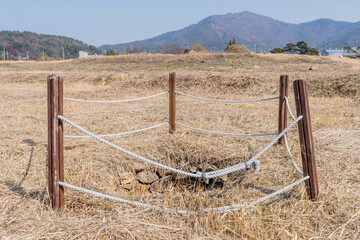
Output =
[
  {"x1": 62, "y1": 47, "x2": 65, "y2": 60},
  {"x1": 254, "y1": 43, "x2": 257, "y2": 53},
  {"x1": 3, "y1": 47, "x2": 5, "y2": 61},
  {"x1": 43, "y1": 50, "x2": 45, "y2": 61},
  {"x1": 27, "y1": 51, "x2": 29, "y2": 60}
]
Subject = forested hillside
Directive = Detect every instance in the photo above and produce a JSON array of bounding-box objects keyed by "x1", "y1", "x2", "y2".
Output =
[{"x1": 0, "y1": 31, "x2": 101, "y2": 60}]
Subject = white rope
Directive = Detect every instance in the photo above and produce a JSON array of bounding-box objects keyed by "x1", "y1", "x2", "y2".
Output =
[
  {"x1": 64, "y1": 122, "x2": 169, "y2": 139},
  {"x1": 282, "y1": 96, "x2": 303, "y2": 175},
  {"x1": 202, "y1": 115, "x2": 303, "y2": 178},
  {"x1": 59, "y1": 176, "x2": 309, "y2": 215},
  {"x1": 176, "y1": 91, "x2": 279, "y2": 103},
  {"x1": 64, "y1": 91, "x2": 168, "y2": 103},
  {"x1": 249, "y1": 176, "x2": 310, "y2": 205},
  {"x1": 204, "y1": 176, "x2": 310, "y2": 213},
  {"x1": 58, "y1": 115, "x2": 202, "y2": 178},
  {"x1": 176, "y1": 122, "x2": 278, "y2": 137},
  {"x1": 284, "y1": 135, "x2": 304, "y2": 175},
  {"x1": 284, "y1": 96, "x2": 296, "y2": 121},
  {"x1": 58, "y1": 181, "x2": 186, "y2": 214},
  {"x1": 58, "y1": 115, "x2": 302, "y2": 179}
]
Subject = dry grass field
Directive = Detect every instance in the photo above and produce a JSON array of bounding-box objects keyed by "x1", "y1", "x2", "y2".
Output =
[{"x1": 0, "y1": 53, "x2": 359, "y2": 239}]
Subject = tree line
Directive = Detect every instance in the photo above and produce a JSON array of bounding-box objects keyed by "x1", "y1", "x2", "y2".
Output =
[
  {"x1": 106, "y1": 39, "x2": 251, "y2": 55},
  {"x1": 271, "y1": 41, "x2": 319, "y2": 55},
  {"x1": 0, "y1": 31, "x2": 101, "y2": 60},
  {"x1": 107, "y1": 39, "x2": 319, "y2": 56}
]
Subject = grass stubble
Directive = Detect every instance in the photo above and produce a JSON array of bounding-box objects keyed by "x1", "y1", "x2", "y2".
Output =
[{"x1": 0, "y1": 53, "x2": 359, "y2": 239}]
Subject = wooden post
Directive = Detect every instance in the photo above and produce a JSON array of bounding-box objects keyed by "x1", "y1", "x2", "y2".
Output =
[
  {"x1": 278, "y1": 75, "x2": 289, "y2": 144},
  {"x1": 169, "y1": 72, "x2": 176, "y2": 133},
  {"x1": 47, "y1": 75, "x2": 64, "y2": 209},
  {"x1": 293, "y1": 79, "x2": 319, "y2": 200}
]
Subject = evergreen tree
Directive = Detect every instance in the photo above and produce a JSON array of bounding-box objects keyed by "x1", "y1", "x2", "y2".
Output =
[
  {"x1": 225, "y1": 39, "x2": 250, "y2": 53},
  {"x1": 271, "y1": 41, "x2": 318, "y2": 55},
  {"x1": 270, "y1": 48, "x2": 284, "y2": 53},
  {"x1": 106, "y1": 49, "x2": 116, "y2": 55},
  {"x1": 284, "y1": 43, "x2": 297, "y2": 54}
]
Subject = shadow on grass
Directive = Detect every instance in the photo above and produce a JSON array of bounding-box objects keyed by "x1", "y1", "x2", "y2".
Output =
[
  {"x1": 4, "y1": 139, "x2": 48, "y2": 205},
  {"x1": 18, "y1": 139, "x2": 37, "y2": 186},
  {"x1": 244, "y1": 183, "x2": 301, "y2": 205},
  {"x1": 4, "y1": 180, "x2": 48, "y2": 205}
]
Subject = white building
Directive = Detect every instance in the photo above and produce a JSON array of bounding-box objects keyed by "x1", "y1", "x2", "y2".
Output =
[{"x1": 79, "y1": 51, "x2": 89, "y2": 58}]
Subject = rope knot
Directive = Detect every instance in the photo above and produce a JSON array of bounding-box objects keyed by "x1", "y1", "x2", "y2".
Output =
[
  {"x1": 245, "y1": 160, "x2": 260, "y2": 172},
  {"x1": 244, "y1": 162, "x2": 250, "y2": 170},
  {"x1": 252, "y1": 160, "x2": 260, "y2": 173},
  {"x1": 197, "y1": 172, "x2": 206, "y2": 179}
]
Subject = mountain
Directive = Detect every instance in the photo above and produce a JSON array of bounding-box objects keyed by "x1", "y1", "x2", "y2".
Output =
[
  {"x1": 0, "y1": 31, "x2": 101, "y2": 60},
  {"x1": 99, "y1": 11, "x2": 360, "y2": 52}
]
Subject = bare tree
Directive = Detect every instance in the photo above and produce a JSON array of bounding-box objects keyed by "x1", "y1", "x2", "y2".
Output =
[
  {"x1": 123, "y1": 44, "x2": 145, "y2": 54},
  {"x1": 162, "y1": 44, "x2": 183, "y2": 54}
]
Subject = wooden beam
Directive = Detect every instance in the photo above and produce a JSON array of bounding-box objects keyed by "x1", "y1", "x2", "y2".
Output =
[
  {"x1": 278, "y1": 75, "x2": 289, "y2": 144},
  {"x1": 169, "y1": 72, "x2": 176, "y2": 133},
  {"x1": 47, "y1": 75, "x2": 64, "y2": 209},
  {"x1": 293, "y1": 79, "x2": 319, "y2": 200}
]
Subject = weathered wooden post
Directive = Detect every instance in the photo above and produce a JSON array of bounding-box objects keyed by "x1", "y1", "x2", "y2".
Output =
[
  {"x1": 47, "y1": 75, "x2": 64, "y2": 209},
  {"x1": 278, "y1": 75, "x2": 289, "y2": 144},
  {"x1": 293, "y1": 79, "x2": 319, "y2": 200},
  {"x1": 169, "y1": 72, "x2": 176, "y2": 133}
]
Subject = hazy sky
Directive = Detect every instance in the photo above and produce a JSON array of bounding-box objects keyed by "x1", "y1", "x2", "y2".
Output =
[{"x1": 1, "y1": 0, "x2": 359, "y2": 46}]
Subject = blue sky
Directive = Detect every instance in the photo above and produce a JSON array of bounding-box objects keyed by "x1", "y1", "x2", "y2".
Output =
[{"x1": 1, "y1": 0, "x2": 359, "y2": 46}]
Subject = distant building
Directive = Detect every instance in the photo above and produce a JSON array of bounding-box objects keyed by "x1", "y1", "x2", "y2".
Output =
[
  {"x1": 322, "y1": 49, "x2": 343, "y2": 57},
  {"x1": 343, "y1": 47, "x2": 360, "y2": 58},
  {"x1": 79, "y1": 51, "x2": 89, "y2": 58}
]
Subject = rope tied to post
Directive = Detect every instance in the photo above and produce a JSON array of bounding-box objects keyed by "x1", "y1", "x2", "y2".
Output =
[{"x1": 48, "y1": 74, "x2": 319, "y2": 212}]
